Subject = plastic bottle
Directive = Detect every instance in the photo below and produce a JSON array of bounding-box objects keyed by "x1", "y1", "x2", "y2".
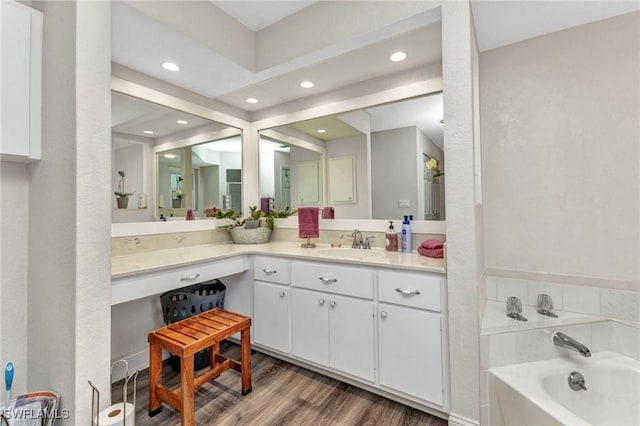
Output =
[
  {"x1": 400, "y1": 216, "x2": 412, "y2": 253},
  {"x1": 385, "y1": 221, "x2": 398, "y2": 252}
]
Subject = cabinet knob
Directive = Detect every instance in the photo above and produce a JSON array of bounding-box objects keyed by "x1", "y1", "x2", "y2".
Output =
[
  {"x1": 180, "y1": 273, "x2": 200, "y2": 282},
  {"x1": 263, "y1": 269, "x2": 277, "y2": 274},
  {"x1": 380, "y1": 311, "x2": 388, "y2": 319},
  {"x1": 329, "y1": 301, "x2": 336, "y2": 308},
  {"x1": 319, "y1": 299, "x2": 325, "y2": 306},
  {"x1": 279, "y1": 291, "x2": 285, "y2": 298}
]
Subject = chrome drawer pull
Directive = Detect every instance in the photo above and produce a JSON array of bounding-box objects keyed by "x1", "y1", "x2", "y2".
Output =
[
  {"x1": 180, "y1": 273, "x2": 200, "y2": 282},
  {"x1": 319, "y1": 277, "x2": 338, "y2": 284},
  {"x1": 396, "y1": 288, "x2": 421, "y2": 296},
  {"x1": 262, "y1": 269, "x2": 277, "y2": 274}
]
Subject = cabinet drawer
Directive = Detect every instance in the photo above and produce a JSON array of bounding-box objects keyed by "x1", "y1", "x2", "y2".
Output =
[
  {"x1": 378, "y1": 270, "x2": 441, "y2": 312},
  {"x1": 291, "y1": 261, "x2": 373, "y2": 299},
  {"x1": 253, "y1": 256, "x2": 290, "y2": 285},
  {"x1": 111, "y1": 257, "x2": 248, "y2": 305}
]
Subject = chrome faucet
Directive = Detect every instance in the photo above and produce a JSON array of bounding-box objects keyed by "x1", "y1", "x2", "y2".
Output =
[
  {"x1": 552, "y1": 331, "x2": 592, "y2": 357},
  {"x1": 351, "y1": 229, "x2": 364, "y2": 249}
]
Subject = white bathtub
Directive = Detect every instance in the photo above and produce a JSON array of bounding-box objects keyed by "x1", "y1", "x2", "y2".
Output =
[{"x1": 489, "y1": 351, "x2": 640, "y2": 426}]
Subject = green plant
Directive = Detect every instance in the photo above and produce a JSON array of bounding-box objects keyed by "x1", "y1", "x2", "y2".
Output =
[
  {"x1": 114, "y1": 170, "x2": 135, "y2": 198},
  {"x1": 268, "y1": 206, "x2": 297, "y2": 218},
  {"x1": 248, "y1": 205, "x2": 266, "y2": 220}
]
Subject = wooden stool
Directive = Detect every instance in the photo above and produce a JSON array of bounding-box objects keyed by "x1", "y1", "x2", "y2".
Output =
[{"x1": 148, "y1": 308, "x2": 252, "y2": 426}]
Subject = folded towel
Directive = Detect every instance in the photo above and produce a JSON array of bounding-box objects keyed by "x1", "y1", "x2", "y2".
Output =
[
  {"x1": 418, "y1": 246, "x2": 444, "y2": 258},
  {"x1": 260, "y1": 197, "x2": 272, "y2": 215},
  {"x1": 321, "y1": 207, "x2": 335, "y2": 219},
  {"x1": 421, "y1": 239, "x2": 444, "y2": 250},
  {"x1": 298, "y1": 207, "x2": 319, "y2": 238}
]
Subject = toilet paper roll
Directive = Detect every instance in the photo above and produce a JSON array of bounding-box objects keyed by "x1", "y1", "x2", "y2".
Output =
[{"x1": 94, "y1": 402, "x2": 135, "y2": 426}]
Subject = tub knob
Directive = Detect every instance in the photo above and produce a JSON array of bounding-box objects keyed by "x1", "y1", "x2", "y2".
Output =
[{"x1": 568, "y1": 371, "x2": 587, "y2": 391}]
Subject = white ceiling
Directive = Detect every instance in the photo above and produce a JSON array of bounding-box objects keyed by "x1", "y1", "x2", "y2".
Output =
[
  {"x1": 471, "y1": 0, "x2": 640, "y2": 52},
  {"x1": 111, "y1": 1, "x2": 639, "y2": 149},
  {"x1": 212, "y1": 1, "x2": 317, "y2": 31}
]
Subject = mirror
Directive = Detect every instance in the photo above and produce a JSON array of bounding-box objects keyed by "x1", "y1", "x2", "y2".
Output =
[
  {"x1": 258, "y1": 92, "x2": 444, "y2": 220},
  {"x1": 111, "y1": 91, "x2": 242, "y2": 222}
]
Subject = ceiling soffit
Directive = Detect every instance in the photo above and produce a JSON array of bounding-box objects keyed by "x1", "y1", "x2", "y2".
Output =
[{"x1": 112, "y1": 1, "x2": 441, "y2": 99}]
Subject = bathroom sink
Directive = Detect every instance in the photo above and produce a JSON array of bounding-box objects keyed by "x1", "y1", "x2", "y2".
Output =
[{"x1": 316, "y1": 248, "x2": 388, "y2": 261}]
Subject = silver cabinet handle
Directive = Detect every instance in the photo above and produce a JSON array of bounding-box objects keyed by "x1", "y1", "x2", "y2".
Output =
[
  {"x1": 319, "y1": 299, "x2": 325, "y2": 306},
  {"x1": 319, "y1": 277, "x2": 338, "y2": 284},
  {"x1": 180, "y1": 273, "x2": 200, "y2": 282},
  {"x1": 279, "y1": 291, "x2": 285, "y2": 298},
  {"x1": 262, "y1": 268, "x2": 277, "y2": 274},
  {"x1": 396, "y1": 288, "x2": 421, "y2": 296},
  {"x1": 329, "y1": 301, "x2": 336, "y2": 308},
  {"x1": 380, "y1": 311, "x2": 388, "y2": 319}
]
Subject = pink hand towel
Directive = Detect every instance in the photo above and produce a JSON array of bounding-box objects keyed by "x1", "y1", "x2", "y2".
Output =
[
  {"x1": 298, "y1": 207, "x2": 319, "y2": 238},
  {"x1": 418, "y1": 246, "x2": 444, "y2": 258},
  {"x1": 421, "y1": 239, "x2": 444, "y2": 250},
  {"x1": 321, "y1": 207, "x2": 335, "y2": 219}
]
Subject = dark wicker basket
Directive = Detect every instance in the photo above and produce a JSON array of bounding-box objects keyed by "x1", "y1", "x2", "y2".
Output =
[{"x1": 160, "y1": 279, "x2": 226, "y2": 371}]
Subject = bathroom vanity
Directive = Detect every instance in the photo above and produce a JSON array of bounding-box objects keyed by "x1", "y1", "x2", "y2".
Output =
[{"x1": 111, "y1": 241, "x2": 449, "y2": 417}]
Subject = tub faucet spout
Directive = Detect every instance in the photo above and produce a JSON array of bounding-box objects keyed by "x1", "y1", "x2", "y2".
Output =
[{"x1": 552, "y1": 331, "x2": 592, "y2": 357}]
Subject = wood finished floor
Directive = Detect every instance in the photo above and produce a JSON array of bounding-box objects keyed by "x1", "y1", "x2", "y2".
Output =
[{"x1": 115, "y1": 342, "x2": 447, "y2": 426}]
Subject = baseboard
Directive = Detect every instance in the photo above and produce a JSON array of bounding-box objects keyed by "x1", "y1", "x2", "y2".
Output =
[
  {"x1": 448, "y1": 412, "x2": 480, "y2": 426},
  {"x1": 111, "y1": 348, "x2": 169, "y2": 382}
]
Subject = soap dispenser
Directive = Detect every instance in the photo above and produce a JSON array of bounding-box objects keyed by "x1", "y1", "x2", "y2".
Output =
[
  {"x1": 400, "y1": 216, "x2": 412, "y2": 253},
  {"x1": 385, "y1": 221, "x2": 398, "y2": 252}
]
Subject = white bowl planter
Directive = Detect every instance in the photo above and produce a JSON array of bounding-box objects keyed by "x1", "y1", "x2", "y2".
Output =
[{"x1": 229, "y1": 227, "x2": 272, "y2": 244}]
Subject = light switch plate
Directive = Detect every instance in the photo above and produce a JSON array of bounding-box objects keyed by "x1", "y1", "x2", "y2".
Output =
[{"x1": 398, "y1": 200, "x2": 410, "y2": 208}]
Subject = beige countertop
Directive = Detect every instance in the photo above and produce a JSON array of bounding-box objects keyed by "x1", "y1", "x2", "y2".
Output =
[{"x1": 111, "y1": 241, "x2": 446, "y2": 279}]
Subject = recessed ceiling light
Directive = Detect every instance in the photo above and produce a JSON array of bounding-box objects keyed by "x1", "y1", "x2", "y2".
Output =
[
  {"x1": 316, "y1": 129, "x2": 326, "y2": 134},
  {"x1": 143, "y1": 130, "x2": 154, "y2": 135},
  {"x1": 162, "y1": 62, "x2": 180, "y2": 71},
  {"x1": 164, "y1": 153, "x2": 176, "y2": 159},
  {"x1": 389, "y1": 51, "x2": 407, "y2": 62},
  {"x1": 246, "y1": 97, "x2": 259, "y2": 104},
  {"x1": 300, "y1": 81, "x2": 314, "y2": 88},
  {"x1": 177, "y1": 120, "x2": 188, "y2": 124}
]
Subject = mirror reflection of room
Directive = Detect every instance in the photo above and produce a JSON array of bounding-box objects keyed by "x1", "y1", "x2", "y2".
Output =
[
  {"x1": 258, "y1": 92, "x2": 444, "y2": 221},
  {"x1": 111, "y1": 91, "x2": 242, "y2": 222}
]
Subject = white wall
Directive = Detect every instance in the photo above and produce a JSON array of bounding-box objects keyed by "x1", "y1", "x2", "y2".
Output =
[
  {"x1": 27, "y1": 2, "x2": 112, "y2": 423},
  {"x1": 326, "y1": 134, "x2": 369, "y2": 219},
  {"x1": 480, "y1": 11, "x2": 640, "y2": 286},
  {"x1": 371, "y1": 127, "x2": 420, "y2": 219},
  {"x1": 442, "y1": 2, "x2": 482, "y2": 424},
  {"x1": 113, "y1": 143, "x2": 144, "y2": 209},
  {"x1": 0, "y1": 162, "x2": 30, "y2": 402}
]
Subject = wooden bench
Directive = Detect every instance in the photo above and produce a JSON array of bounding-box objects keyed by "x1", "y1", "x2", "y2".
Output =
[{"x1": 148, "y1": 308, "x2": 252, "y2": 426}]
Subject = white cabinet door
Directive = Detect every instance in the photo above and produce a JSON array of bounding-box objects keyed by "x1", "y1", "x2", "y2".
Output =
[
  {"x1": 1, "y1": 1, "x2": 42, "y2": 161},
  {"x1": 253, "y1": 281, "x2": 290, "y2": 354},
  {"x1": 378, "y1": 303, "x2": 443, "y2": 405},
  {"x1": 291, "y1": 288, "x2": 329, "y2": 366},
  {"x1": 328, "y1": 294, "x2": 375, "y2": 382}
]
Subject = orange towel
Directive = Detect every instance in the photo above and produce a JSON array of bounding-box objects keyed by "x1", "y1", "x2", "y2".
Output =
[{"x1": 298, "y1": 207, "x2": 319, "y2": 238}]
